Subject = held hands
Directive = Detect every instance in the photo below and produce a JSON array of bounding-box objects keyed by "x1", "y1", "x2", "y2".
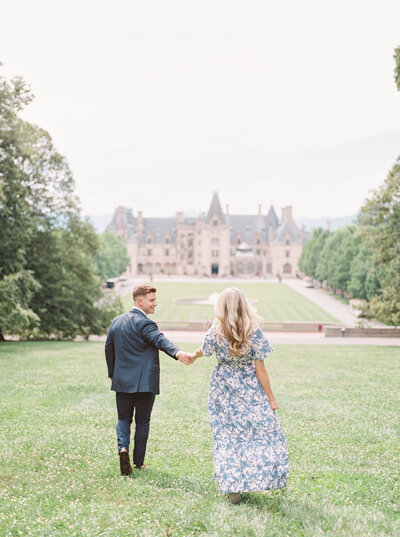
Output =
[
  {"x1": 176, "y1": 351, "x2": 198, "y2": 365},
  {"x1": 176, "y1": 351, "x2": 193, "y2": 365}
]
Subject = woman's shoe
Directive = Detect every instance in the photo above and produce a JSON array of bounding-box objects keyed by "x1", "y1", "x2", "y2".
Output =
[{"x1": 227, "y1": 493, "x2": 242, "y2": 504}]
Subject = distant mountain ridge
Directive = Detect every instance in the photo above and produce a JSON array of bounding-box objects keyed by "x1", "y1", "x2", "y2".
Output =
[
  {"x1": 294, "y1": 214, "x2": 357, "y2": 231},
  {"x1": 87, "y1": 212, "x2": 357, "y2": 234}
]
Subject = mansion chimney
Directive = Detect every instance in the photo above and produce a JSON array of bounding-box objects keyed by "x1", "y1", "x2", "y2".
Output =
[
  {"x1": 176, "y1": 211, "x2": 184, "y2": 224},
  {"x1": 137, "y1": 211, "x2": 143, "y2": 235},
  {"x1": 226, "y1": 204, "x2": 229, "y2": 216},
  {"x1": 281, "y1": 206, "x2": 299, "y2": 231},
  {"x1": 281, "y1": 206, "x2": 293, "y2": 221}
]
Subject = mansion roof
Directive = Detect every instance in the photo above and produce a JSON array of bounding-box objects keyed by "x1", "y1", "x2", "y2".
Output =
[{"x1": 107, "y1": 193, "x2": 308, "y2": 245}]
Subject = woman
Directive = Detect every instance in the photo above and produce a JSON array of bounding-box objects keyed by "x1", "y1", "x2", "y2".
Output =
[{"x1": 190, "y1": 287, "x2": 289, "y2": 504}]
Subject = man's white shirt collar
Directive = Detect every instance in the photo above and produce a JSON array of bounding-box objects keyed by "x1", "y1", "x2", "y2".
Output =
[{"x1": 132, "y1": 306, "x2": 148, "y2": 318}]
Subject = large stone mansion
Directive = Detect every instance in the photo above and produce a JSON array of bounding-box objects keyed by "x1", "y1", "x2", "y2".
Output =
[{"x1": 107, "y1": 193, "x2": 309, "y2": 277}]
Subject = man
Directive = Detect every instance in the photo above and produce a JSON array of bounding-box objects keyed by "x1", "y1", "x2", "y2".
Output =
[{"x1": 105, "y1": 284, "x2": 191, "y2": 475}]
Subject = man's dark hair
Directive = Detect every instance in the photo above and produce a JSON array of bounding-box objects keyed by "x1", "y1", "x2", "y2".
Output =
[{"x1": 132, "y1": 285, "x2": 157, "y2": 301}]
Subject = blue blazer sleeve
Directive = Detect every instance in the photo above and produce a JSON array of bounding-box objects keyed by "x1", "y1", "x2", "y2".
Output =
[
  {"x1": 139, "y1": 318, "x2": 180, "y2": 359},
  {"x1": 105, "y1": 324, "x2": 115, "y2": 378}
]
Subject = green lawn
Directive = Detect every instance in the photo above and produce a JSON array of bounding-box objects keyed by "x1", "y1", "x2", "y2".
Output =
[
  {"x1": 1, "y1": 342, "x2": 399, "y2": 537},
  {"x1": 122, "y1": 282, "x2": 339, "y2": 323}
]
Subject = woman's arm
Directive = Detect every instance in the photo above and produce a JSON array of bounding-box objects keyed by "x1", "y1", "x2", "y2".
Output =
[
  {"x1": 190, "y1": 346, "x2": 203, "y2": 363},
  {"x1": 255, "y1": 360, "x2": 279, "y2": 410}
]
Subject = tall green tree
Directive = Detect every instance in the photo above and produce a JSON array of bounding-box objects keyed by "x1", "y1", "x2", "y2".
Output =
[
  {"x1": 0, "y1": 271, "x2": 40, "y2": 341},
  {"x1": 0, "y1": 69, "x2": 122, "y2": 339},
  {"x1": 348, "y1": 244, "x2": 382, "y2": 301},
  {"x1": 26, "y1": 218, "x2": 122, "y2": 339},
  {"x1": 329, "y1": 226, "x2": 360, "y2": 294},
  {"x1": 359, "y1": 156, "x2": 400, "y2": 325},
  {"x1": 94, "y1": 231, "x2": 130, "y2": 280},
  {"x1": 315, "y1": 226, "x2": 362, "y2": 295},
  {"x1": 298, "y1": 228, "x2": 330, "y2": 281},
  {"x1": 0, "y1": 73, "x2": 77, "y2": 278}
]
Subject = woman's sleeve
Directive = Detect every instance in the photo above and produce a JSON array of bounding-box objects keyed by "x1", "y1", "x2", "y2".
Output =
[
  {"x1": 201, "y1": 325, "x2": 217, "y2": 357},
  {"x1": 251, "y1": 326, "x2": 274, "y2": 361}
]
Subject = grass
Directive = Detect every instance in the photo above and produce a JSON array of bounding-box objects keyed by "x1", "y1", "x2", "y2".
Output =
[
  {"x1": 1, "y1": 341, "x2": 399, "y2": 537},
  {"x1": 122, "y1": 282, "x2": 340, "y2": 323}
]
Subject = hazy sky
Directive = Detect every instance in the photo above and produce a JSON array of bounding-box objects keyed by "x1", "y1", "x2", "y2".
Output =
[{"x1": 1, "y1": 0, "x2": 400, "y2": 219}]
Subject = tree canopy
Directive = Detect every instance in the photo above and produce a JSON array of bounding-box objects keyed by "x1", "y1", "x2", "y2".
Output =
[
  {"x1": 0, "y1": 70, "x2": 122, "y2": 340},
  {"x1": 358, "y1": 156, "x2": 400, "y2": 325},
  {"x1": 94, "y1": 231, "x2": 130, "y2": 281},
  {"x1": 298, "y1": 228, "x2": 330, "y2": 281}
]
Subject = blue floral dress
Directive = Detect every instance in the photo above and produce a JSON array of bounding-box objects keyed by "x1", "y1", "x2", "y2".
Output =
[{"x1": 201, "y1": 324, "x2": 289, "y2": 493}]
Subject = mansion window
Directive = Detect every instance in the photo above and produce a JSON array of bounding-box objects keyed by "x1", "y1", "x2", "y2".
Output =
[
  {"x1": 164, "y1": 237, "x2": 170, "y2": 244},
  {"x1": 237, "y1": 238, "x2": 241, "y2": 245},
  {"x1": 213, "y1": 219, "x2": 218, "y2": 226},
  {"x1": 212, "y1": 250, "x2": 219, "y2": 257},
  {"x1": 285, "y1": 250, "x2": 290, "y2": 258},
  {"x1": 256, "y1": 238, "x2": 261, "y2": 245},
  {"x1": 147, "y1": 237, "x2": 152, "y2": 244},
  {"x1": 147, "y1": 249, "x2": 152, "y2": 256},
  {"x1": 212, "y1": 238, "x2": 219, "y2": 246},
  {"x1": 283, "y1": 263, "x2": 292, "y2": 274},
  {"x1": 266, "y1": 263, "x2": 272, "y2": 274},
  {"x1": 165, "y1": 249, "x2": 169, "y2": 256},
  {"x1": 256, "y1": 249, "x2": 260, "y2": 255},
  {"x1": 286, "y1": 238, "x2": 290, "y2": 245}
]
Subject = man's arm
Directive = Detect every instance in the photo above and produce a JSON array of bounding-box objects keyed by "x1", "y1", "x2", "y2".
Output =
[
  {"x1": 105, "y1": 325, "x2": 115, "y2": 379},
  {"x1": 139, "y1": 318, "x2": 191, "y2": 364}
]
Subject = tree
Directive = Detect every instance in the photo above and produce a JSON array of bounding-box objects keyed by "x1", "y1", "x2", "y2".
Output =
[
  {"x1": 0, "y1": 68, "x2": 122, "y2": 339},
  {"x1": 298, "y1": 228, "x2": 330, "y2": 281},
  {"x1": 0, "y1": 73, "x2": 77, "y2": 278},
  {"x1": 94, "y1": 231, "x2": 130, "y2": 281},
  {"x1": 26, "y1": 218, "x2": 123, "y2": 339},
  {"x1": 314, "y1": 226, "x2": 361, "y2": 295},
  {"x1": 0, "y1": 271, "x2": 40, "y2": 340},
  {"x1": 348, "y1": 244, "x2": 382, "y2": 301},
  {"x1": 359, "y1": 156, "x2": 400, "y2": 325},
  {"x1": 328, "y1": 226, "x2": 360, "y2": 294}
]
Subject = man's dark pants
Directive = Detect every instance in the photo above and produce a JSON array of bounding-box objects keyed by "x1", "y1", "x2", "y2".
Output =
[{"x1": 116, "y1": 392, "x2": 155, "y2": 467}]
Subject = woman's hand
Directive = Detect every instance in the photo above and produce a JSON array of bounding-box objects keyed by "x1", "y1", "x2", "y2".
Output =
[
  {"x1": 269, "y1": 398, "x2": 279, "y2": 411},
  {"x1": 190, "y1": 346, "x2": 203, "y2": 362}
]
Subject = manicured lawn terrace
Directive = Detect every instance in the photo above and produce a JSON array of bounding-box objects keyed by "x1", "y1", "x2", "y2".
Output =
[
  {"x1": 122, "y1": 282, "x2": 339, "y2": 323},
  {"x1": 1, "y1": 342, "x2": 399, "y2": 537}
]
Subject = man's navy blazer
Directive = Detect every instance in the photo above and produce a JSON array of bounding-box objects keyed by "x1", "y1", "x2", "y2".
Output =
[{"x1": 105, "y1": 308, "x2": 180, "y2": 394}]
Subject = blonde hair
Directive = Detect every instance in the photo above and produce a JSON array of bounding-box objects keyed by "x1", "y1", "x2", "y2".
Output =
[{"x1": 214, "y1": 288, "x2": 259, "y2": 357}]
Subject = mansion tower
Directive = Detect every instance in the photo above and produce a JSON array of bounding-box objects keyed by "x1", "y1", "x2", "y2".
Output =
[{"x1": 108, "y1": 193, "x2": 309, "y2": 278}]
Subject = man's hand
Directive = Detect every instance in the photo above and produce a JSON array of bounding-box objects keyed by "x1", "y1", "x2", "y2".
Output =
[{"x1": 176, "y1": 351, "x2": 192, "y2": 365}]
